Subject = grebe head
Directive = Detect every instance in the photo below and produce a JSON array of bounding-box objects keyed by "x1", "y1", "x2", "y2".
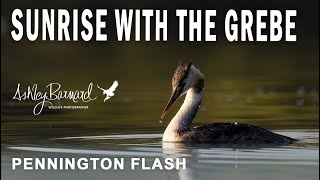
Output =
[{"x1": 161, "y1": 61, "x2": 205, "y2": 119}]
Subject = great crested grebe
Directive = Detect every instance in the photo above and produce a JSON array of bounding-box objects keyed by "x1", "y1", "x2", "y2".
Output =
[{"x1": 161, "y1": 62, "x2": 296, "y2": 144}]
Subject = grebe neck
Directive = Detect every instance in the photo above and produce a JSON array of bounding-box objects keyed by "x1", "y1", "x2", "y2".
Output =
[{"x1": 163, "y1": 89, "x2": 203, "y2": 141}]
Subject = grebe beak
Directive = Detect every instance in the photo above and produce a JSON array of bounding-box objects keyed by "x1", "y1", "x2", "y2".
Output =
[{"x1": 161, "y1": 87, "x2": 182, "y2": 119}]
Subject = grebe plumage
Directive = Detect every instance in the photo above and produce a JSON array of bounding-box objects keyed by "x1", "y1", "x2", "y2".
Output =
[{"x1": 161, "y1": 62, "x2": 296, "y2": 144}]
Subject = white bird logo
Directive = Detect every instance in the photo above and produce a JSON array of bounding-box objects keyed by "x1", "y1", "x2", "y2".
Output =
[{"x1": 97, "y1": 80, "x2": 119, "y2": 102}]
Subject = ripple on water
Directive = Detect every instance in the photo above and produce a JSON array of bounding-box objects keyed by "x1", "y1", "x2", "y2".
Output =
[{"x1": 6, "y1": 130, "x2": 319, "y2": 166}]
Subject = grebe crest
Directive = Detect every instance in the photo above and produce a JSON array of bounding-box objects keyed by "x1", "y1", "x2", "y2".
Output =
[{"x1": 162, "y1": 62, "x2": 205, "y2": 119}]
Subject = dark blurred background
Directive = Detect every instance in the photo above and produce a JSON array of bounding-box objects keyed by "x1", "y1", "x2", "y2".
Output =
[{"x1": 1, "y1": 0, "x2": 319, "y2": 143}]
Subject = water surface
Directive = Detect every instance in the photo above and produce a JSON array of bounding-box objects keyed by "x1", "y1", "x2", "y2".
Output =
[{"x1": 1, "y1": 130, "x2": 319, "y2": 180}]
